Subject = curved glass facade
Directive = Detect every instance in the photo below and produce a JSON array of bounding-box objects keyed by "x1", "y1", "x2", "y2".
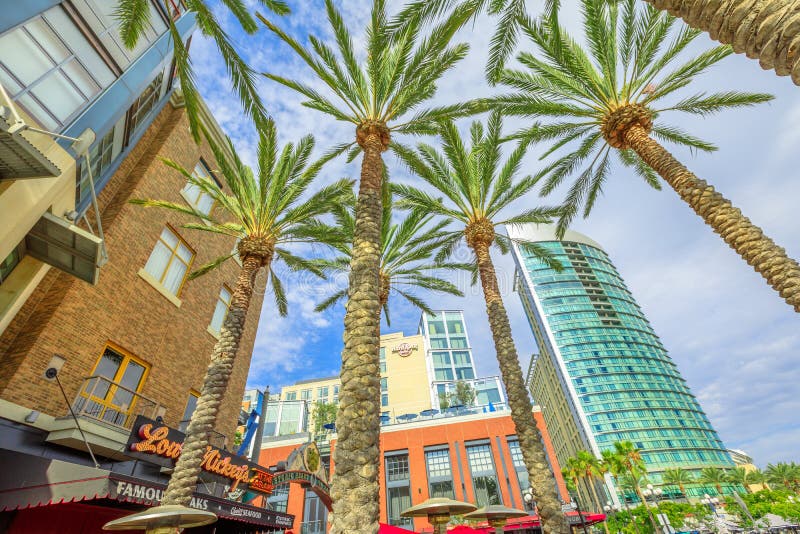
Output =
[{"x1": 509, "y1": 226, "x2": 734, "y2": 494}]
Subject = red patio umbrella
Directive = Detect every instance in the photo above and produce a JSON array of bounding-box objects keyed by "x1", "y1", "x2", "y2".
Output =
[{"x1": 380, "y1": 523, "x2": 419, "y2": 533}]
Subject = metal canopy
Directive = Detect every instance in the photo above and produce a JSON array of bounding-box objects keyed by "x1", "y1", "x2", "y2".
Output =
[
  {"x1": 0, "y1": 106, "x2": 61, "y2": 180},
  {"x1": 27, "y1": 212, "x2": 102, "y2": 285}
]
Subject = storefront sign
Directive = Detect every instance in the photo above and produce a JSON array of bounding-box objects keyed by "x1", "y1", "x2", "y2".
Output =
[
  {"x1": 248, "y1": 468, "x2": 274, "y2": 494},
  {"x1": 109, "y1": 476, "x2": 293, "y2": 529},
  {"x1": 392, "y1": 342, "x2": 417, "y2": 357},
  {"x1": 126, "y1": 416, "x2": 255, "y2": 491},
  {"x1": 272, "y1": 470, "x2": 330, "y2": 495}
]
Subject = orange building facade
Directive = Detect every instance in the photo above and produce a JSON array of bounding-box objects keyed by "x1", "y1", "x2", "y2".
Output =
[{"x1": 258, "y1": 408, "x2": 569, "y2": 533}]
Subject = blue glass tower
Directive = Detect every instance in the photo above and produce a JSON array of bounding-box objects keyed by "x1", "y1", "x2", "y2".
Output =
[{"x1": 508, "y1": 224, "x2": 734, "y2": 499}]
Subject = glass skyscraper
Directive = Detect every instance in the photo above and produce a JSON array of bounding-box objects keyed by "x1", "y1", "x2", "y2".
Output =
[{"x1": 508, "y1": 224, "x2": 734, "y2": 499}]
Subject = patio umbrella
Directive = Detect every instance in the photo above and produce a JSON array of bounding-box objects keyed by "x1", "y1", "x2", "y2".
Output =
[
  {"x1": 380, "y1": 523, "x2": 417, "y2": 533},
  {"x1": 402, "y1": 497, "x2": 477, "y2": 534}
]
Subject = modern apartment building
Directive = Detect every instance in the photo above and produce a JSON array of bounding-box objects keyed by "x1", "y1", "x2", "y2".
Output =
[
  {"x1": 0, "y1": 0, "x2": 192, "y2": 335},
  {"x1": 419, "y1": 310, "x2": 506, "y2": 411},
  {"x1": 508, "y1": 224, "x2": 736, "y2": 502}
]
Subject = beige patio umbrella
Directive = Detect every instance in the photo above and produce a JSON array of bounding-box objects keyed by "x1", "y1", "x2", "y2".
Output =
[
  {"x1": 401, "y1": 497, "x2": 477, "y2": 534},
  {"x1": 464, "y1": 505, "x2": 529, "y2": 534}
]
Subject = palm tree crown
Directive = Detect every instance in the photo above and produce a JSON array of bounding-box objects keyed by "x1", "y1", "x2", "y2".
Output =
[
  {"x1": 117, "y1": 0, "x2": 289, "y2": 140},
  {"x1": 492, "y1": 0, "x2": 771, "y2": 232},
  {"x1": 314, "y1": 185, "x2": 465, "y2": 324},
  {"x1": 663, "y1": 467, "x2": 695, "y2": 495}
]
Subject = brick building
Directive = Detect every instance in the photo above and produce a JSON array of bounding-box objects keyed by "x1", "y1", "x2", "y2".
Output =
[
  {"x1": 0, "y1": 81, "x2": 284, "y2": 534},
  {"x1": 258, "y1": 407, "x2": 573, "y2": 534}
]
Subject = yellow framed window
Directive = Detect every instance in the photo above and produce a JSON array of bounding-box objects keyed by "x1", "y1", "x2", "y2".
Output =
[
  {"x1": 181, "y1": 160, "x2": 217, "y2": 216},
  {"x1": 144, "y1": 226, "x2": 194, "y2": 296},
  {"x1": 79, "y1": 345, "x2": 150, "y2": 427},
  {"x1": 209, "y1": 285, "x2": 232, "y2": 334}
]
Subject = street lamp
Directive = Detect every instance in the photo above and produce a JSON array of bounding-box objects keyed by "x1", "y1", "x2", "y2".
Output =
[
  {"x1": 522, "y1": 488, "x2": 537, "y2": 513},
  {"x1": 700, "y1": 493, "x2": 720, "y2": 517}
]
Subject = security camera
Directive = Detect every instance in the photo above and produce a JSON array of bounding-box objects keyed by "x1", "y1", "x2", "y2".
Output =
[{"x1": 44, "y1": 355, "x2": 66, "y2": 381}]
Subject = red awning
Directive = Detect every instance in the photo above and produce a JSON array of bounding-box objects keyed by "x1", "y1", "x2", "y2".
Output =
[{"x1": 381, "y1": 523, "x2": 419, "y2": 533}]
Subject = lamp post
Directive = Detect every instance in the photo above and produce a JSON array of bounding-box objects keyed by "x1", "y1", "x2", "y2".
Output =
[
  {"x1": 522, "y1": 488, "x2": 537, "y2": 514},
  {"x1": 401, "y1": 497, "x2": 477, "y2": 534},
  {"x1": 701, "y1": 493, "x2": 720, "y2": 516},
  {"x1": 464, "y1": 505, "x2": 528, "y2": 534}
]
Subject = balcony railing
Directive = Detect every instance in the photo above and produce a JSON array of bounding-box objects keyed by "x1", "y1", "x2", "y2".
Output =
[
  {"x1": 72, "y1": 375, "x2": 161, "y2": 430},
  {"x1": 301, "y1": 520, "x2": 326, "y2": 534}
]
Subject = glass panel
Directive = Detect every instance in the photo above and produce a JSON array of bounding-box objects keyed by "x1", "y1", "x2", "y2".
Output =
[
  {"x1": 446, "y1": 319, "x2": 464, "y2": 334},
  {"x1": 0, "y1": 245, "x2": 23, "y2": 283},
  {"x1": 144, "y1": 241, "x2": 171, "y2": 280},
  {"x1": 387, "y1": 486, "x2": 412, "y2": 527},
  {"x1": 177, "y1": 243, "x2": 193, "y2": 263},
  {"x1": 90, "y1": 349, "x2": 122, "y2": 399},
  {"x1": 30, "y1": 73, "x2": 84, "y2": 121},
  {"x1": 452, "y1": 351, "x2": 471, "y2": 365},
  {"x1": 449, "y1": 336, "x2": 468, "y2": 349},
  {"x1": 162, "y1": 258, "x2": 187, "y2": 294},
  {"x1": 429, "y1": 338, "x2": 448, "y2": 349},
  {"x1": 432, "y1": 351, "x2": 451, "y2": 366},
  {"x1": 430, "y1": 480, "x2": 454, "y2": 499},
  {"x1": 456, "y1": 367, "x2": 474, "y2": 380},
  {"x1": 435, "y1": 368, "x2": 454, "y2": 381},
  {"x1": 160, "y1": 228, "x2": 178, "y2": 248},
  {"x1": 427, "y1": 320, "x2": 445, "y2": 335},
  {"x1": 210, "y1": 296, "x2": 228, "y2": 333},
  {"x1": 386, "y1": 455, "x2": 409, "y2": 482},
  {"x1": 473, "y1": 475, "x2": 501, "y2": 506},
  {"x1": 278, "y1": 402, "x2": 301, "y2": 435},
  {"x1": 0, "y1": 30, "x2": 53, "y2": 87},
  {"x1": 110, "y1": 360, "x2": 145, "y2": 414}
]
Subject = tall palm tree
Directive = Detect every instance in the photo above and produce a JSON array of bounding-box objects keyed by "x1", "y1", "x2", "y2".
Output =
[
  {"x1": 314, "y1": 185, "x2": 465, "y2": 325},
  {"x1": 613, "y1": 441, "x2": 659, "y2": 533},
  {"x1": 117, "y1": 0, "x2": 289, "y2": 140},
  {"x1": 727, "y1": 466, "x2": 763, "y2": 493},
  {"x1": 129, "y1": 120, "x2": 350, "y2": 511},
  {"x1": 765, "y1": 462, "x2": 800, "y2": 492},
  {"x1": 699, "y1": 467, "x2": 730, "y2": 496},
  {"x1": 601, "y1": 449, "x2": 640, "y2": 534},
  {"x1": 488, "y1": 0, "x2": 800, "y2": 312},
  {"x1": 393, "y1": 113, "x2": 570, "y2": 533},
  {"x1": 662, "y1": 468, "x2": 695, "y2": 497},
  {"x1": 257, "y1": 3, "x2": 472, "y2": 531},
  {"x1": 643, "y1": 0, "x2": 800, "y2": 86},
  {"x1": 574, "y1": 450, "x2": 605, "y2": 513}
]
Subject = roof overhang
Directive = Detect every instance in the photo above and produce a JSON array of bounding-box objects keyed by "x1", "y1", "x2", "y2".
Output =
[
  {"x1": 0, "y1": 106, "x2": 61, "y2": 180},
  {"x1": 26, "y1": 212, "x2": 102, "y2": 285}
]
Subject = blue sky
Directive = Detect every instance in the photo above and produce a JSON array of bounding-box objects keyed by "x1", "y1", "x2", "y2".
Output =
[{"x1": 191, "y1": 1, "x2": 800, "y2": 467}]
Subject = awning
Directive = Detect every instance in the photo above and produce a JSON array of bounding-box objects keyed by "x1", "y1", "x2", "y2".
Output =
[
  {"x1": 0, "y1": 106, "x2": 61, "y2": 180},
  {"x1": 419, "y1": 511, "x2": 607, "y2": 532},
  {"x1": 26, "y1": 212, "x2": 103, "y2": 285},
  {"x1": 0, "y1": 450, "x2": 293, "y2": 530}
]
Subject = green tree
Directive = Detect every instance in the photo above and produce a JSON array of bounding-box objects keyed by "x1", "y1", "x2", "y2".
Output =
[
  {"x1": 663, "y1": 468, "x2": 695, "y2": 497},
  {"x1": 452, "y1": 380, "x2": 477, "y2": 407},
  {"x1": 765, "y1": 462, "x2": 800, "y2": 492},
  {"x1": 613, "y1": 441, "x2": 659, "y2": 533},
  {"x1": 488, "y1": 0, "x2": 800, "y2": 312},
  {"x1": 312, "y1": 401, "x2": 339, "y2": 435},
  {"x1": 258, "y1": 3, "x2": 472, "y2": 531},
  {"x1": 314, "y1": 184, "x2": 464, "y2": 325},
  {"x1": 642, "y1": 0, "x2": 800, "y2": 86},
  {"x1": 727, "y1": 466, "x2": 764, "y2": 493},
  {"x1": 130, "y1": 120, "x2": 350, "y2": 514},
  {"x1": 699, "y1": 467, "x2": 730, "y2": 496},
  {"x1": 394, "y1": 113, "x2": 569, "y2": 533},
  {"x1": 117, "y1": 0, "x2": 289, "y2": 140}
]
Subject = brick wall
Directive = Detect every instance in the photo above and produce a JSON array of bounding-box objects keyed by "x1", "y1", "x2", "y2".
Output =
[{"x1": 0, "y1": 99, "x2": 264, "y2": 443}]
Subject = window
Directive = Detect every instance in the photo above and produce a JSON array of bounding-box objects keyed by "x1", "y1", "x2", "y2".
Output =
[
  {"x1": 379, "y1": 346, "x2": 387, "y2": 373},
  {"x1": 317, "y1": 386, "x2": 329, "y2": 400},
  {"x1": 179, "y1": 391, "x2": 200, "y2": 432},
  {"x1": 449, "y1": 336, "x2": 468, "y2": 349},
  {"x1": 381, "y1": 378, "x2": 388, "y2": 407},
  {"x1": 0, "y1": 6, "x2": 115, "y2": 131},
  {"x1": 333, "y1": 385, "x2": 339, "y2": 404},
  {"x1": 278, "y1": 402, "x2": 303, "y2": 435},
  {"x1": 77, "y1": 346, "x2": 149, "y2": 427},
  {"x1": 285, "y1": 391, "x2": 297, "y2": 401},
  {"x1": 507, "y1": 439, "x2": 529, "y2": 495},
  {"x1": 267, "y1": 484, "x2": 289, "y2": 512},
  {"x1": 181, "y1": 160, "x2": 218, "y2": 216},
  {"x1": 301, "y1": 389, "x2": 312, "y2": 400},
  {"x1": 385, "y1": 453, "x2": 413, "y2": 528},
  {"x1": 209, "y1": 286, "x2": 232, "y2": 334},
  {"x1": 425, "y1": 448, "x2": 455, "y2": 499},
  {"x1": 128, "y1": 72, "x2": 165, "y2": 137},
  {"x1": 0, "y1": 242, "x2": 25, "y2": 284},
  {"x1": 466, "y1": 443, "x2": 501, "y2": 507},
  {"x1": 143, "y1": 227, "x2": 194, "y2": 296},
  {"x1": 76, "y1": 123, "x2": 119, "y2": 204}
]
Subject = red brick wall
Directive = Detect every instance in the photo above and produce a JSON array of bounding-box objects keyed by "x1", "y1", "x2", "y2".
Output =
[
  {"x1": 0, "y1": 100, "x2": 264, "y2": 442},
  {"x1": 257, "y1": 412, "x2": 567, "y2": 532}
]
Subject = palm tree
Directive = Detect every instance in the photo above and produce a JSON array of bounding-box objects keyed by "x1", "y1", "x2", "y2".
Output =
[
  {"x1": 488, "y1": 0, "x2": 800, "y2": 312},
  {"x1": 727, "y1": 466, "x2": 764, "y2": 493},
  {"x1": 314, "y1": 185, "x2": 465, "y2": 325},
  {"x1": 574, "y1": 450, "x2": 605, "y2": 513},
  {"x1": 662, "y1": 468, "x2": 695, "y2": 497},
  {"x1": 601, "y1": 449, "x2": 640, "y2": 534},
  {"x1": 613, "y1": 441, "x2": 659, "y2": 533},
  {"x1": 765, "y1": 462, "x2": 800, "y2": 492},
  {"x1": 643, "y1": 0, "x2": 800, "y2": 86},
  {"x1": 257, "y1": 3, "x2": 472, "y2": 531},
  {"x1": 129, "y1": 120, "x2": 350, "y2": 510},
  {"x1": 393, "y1": 113, "x2": 570, "y2": 533},
  {"x1": 699, "y1": 467, "x2": 730, "y2": 496},
  {"x1": 117, "y1": 0, "x2": 289, "y2": 140}
]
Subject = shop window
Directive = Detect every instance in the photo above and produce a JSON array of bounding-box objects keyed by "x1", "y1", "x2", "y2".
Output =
[
  {"x1": 385, "y1": 453, "x2": 413, "y2": 528},
  {"x1": 209, "y1": 285, "x2": 232, "y2": 334},
  {"x1": 0, "y1": 6, "x2": 115, "y2": 131},
  {"x1": 179, "y1": 390, "x2": 199, "y2": 432},
  {"x1": 143, "y1": 226, "x2": 194, "y2": 297},
  {"x1": 466, "y1": 443, "x2": 502, "y2": 507},
  {"x1": 425, "y1": 448, "x2": 455, "y2": 499},
  {"x1": 181, "y1": 160, "x2": 218, "y2": 216},
  {"x1": 78, "y1": 345, "x2": 149, "y2": 427}
]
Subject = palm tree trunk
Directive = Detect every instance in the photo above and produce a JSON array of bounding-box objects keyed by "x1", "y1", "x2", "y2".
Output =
[
  {"x1": 160, "y1": 254, "x2": 263, "y2": 507},
  {"x1": 643, "y1": 0, "x2": 800, "y2": 85},
  {"x1": 471, "y1": 241, "x2": 570, "y2": 534},
  {"x1": 625, "y1": 124, "x2": 800, "y2": 312},
  {"x1": 329, "y1": 123, "x2": 387, "y2": 534},
  {"x1": 631, "y1": 478, "x2": 659, "y2": 534}
]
